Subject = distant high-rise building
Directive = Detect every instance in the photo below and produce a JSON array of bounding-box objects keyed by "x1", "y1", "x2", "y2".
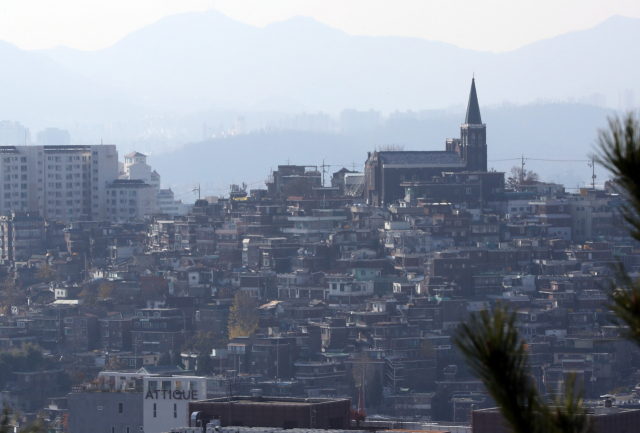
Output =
[
  {"x1": 36, "y1": 128, "x2": 71, "y2": 146},
  {"x1": 340, "y1": 109, "x2": 381, "y2": 134},
  {"x1": 0, "y1": 144, "x2": 118, "y2": 222},
  {"x1": 0, "y1": 121, "x2": 30, "y2": 146},
  {"x1": 235, "y1": 116, "x2": 247, "y2": 134}
]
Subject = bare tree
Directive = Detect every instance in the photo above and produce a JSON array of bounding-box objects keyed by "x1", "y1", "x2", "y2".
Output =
[
  {"x1": 506, "y1": 165, "x2": 540, "y2": 189},
  {"x1": 375, "y1": 144, "x2": 405, "y2": 152}
]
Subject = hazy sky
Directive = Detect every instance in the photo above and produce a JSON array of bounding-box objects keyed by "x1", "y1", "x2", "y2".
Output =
[{"x1": 0, "y1": 0, "x2": 638, "y2": 52}]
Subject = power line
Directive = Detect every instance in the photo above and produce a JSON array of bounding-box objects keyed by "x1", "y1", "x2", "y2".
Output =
[
  {"x1": 489, "y1": 157, "x2": 590, "y2": 163},
  {"x1": 527, "y1": 158, "x2": 591, "y2": 162}
]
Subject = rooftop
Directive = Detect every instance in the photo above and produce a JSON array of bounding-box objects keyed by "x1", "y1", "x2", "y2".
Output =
[{"x1": 378, "y1": 151, "x2": 465, "y2": 167}]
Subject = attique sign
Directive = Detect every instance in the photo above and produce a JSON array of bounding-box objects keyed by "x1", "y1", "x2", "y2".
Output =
[{"x1": 145, "y1": 389, "x2": 198, "y2": 400}]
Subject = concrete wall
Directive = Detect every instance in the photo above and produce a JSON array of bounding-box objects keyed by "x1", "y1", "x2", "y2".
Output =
[{"x1": 68, "y1": 392, "x2": 143, "y2": 433}]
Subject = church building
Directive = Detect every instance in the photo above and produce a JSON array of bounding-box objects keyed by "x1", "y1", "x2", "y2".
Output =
[{"x1": 364, "y1": 78, "x2": 501, "y2": 206}]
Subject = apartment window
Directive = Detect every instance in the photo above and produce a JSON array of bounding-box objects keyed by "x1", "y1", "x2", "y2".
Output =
[
  {"x1": 161, "y1": 381, "x2": 171, "y2": 390},
  {"x1": 173, "y1": 403, "x2": 177, "y2": 418},
  {"x1": 466, "y1": 188, "x2": 472, "y2": 194},
  {"x1": 118, "y1": 402, "x2": 123, "y2": 414}
]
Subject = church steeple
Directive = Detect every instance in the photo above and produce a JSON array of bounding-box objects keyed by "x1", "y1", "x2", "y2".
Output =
[
  {"x1": 459, "y1": 77, "x2": 487, "y2": 172},
  {"x1": 465, "y1": 78, "x2": 482, "y2": 125}
]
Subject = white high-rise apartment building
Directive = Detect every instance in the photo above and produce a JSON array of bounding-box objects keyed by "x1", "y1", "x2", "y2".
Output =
[
  {"x1": 0, "y1": 144, "x2": 118, "y2": 222},
  {"x1": 122, "y1": 151, "x2": 161, "y2": 192}
]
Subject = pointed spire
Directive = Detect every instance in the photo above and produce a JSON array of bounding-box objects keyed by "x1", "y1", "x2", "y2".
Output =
[{"x1": 465, "y1": 78, "x2": 482, "y2": 125}]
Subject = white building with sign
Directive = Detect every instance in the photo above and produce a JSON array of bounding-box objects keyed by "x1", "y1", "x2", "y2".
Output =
[{"x1": 143, "y1": 376, "x2": 207, "y2": 433}]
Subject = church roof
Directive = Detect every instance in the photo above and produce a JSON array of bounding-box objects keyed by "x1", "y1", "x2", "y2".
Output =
[
  {"x1": 465, "y1": 78, "x2": 482, "y2": 125},
  {"x1": 378, "y1": 151, "x2": 464, "y2": 166}
]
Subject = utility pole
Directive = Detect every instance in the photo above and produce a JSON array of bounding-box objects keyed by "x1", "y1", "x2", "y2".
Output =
[
  {"x1": 320, "y1": 159, "x2": 330, "y2": 187},
  {"x1": 589, "y1": 158, "x2": 597, "y2": 190}
]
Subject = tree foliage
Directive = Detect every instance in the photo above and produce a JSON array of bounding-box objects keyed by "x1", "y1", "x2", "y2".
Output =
[
  {"x1": 99, "y1": 282, "x2": 115, "y2": 299},
  {"x1": 184, "y1": 331, "x2": 228, "y2": 354},
  {"x1": 156, "y1": 352, "x2": 172, "y2": 366},
  {"x1": 196, "y1": 352, "x2": 214, "y2": 375},
  {"x1": 596, "y1": 113, "x2": 640, "y2": 346},
  {"x1": 0, "y1": 273, "x2": 24, "y2": 314},
  {"x1": 351, "y1": 352, "x2": 375, "y2": 389},
  {"x1": 506, "y1": 165, "x2": 540, "y2": 189},
  {"x1": 78, "y1": 282, "x2": 99, "y2": 307},
  {"x1": 34, "y1": 264, "x2": 59, "y2": 283},
  {"x1": 104, "y1": 357, "x2": 128, "y2": 371},
  {"x1": 228, "y1": 292, "x2": 259, "y2": 339},
  {"x1": 171, "y1": 350, "x2": 184, "y2": 368},
  {"x1": 375, "y1": 144, "x2": 405, "y2": 152},
  {"x1": 431, "y1": 384, "x2": 453, "y2": 422},
  {"x1": 0, "y1": 344, "x2": 54, "y2": 391},
  {"x1": 0, "y1": 408, "x2": 42, "y2": 433},
  {"x1": 454, "y1": 302, "x2": 592, "y2": 433}
]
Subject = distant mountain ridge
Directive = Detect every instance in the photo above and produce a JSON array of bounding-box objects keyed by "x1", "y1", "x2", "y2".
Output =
[{"x1": 0, "y1": 11, "x2": 634, "y2": 128}]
